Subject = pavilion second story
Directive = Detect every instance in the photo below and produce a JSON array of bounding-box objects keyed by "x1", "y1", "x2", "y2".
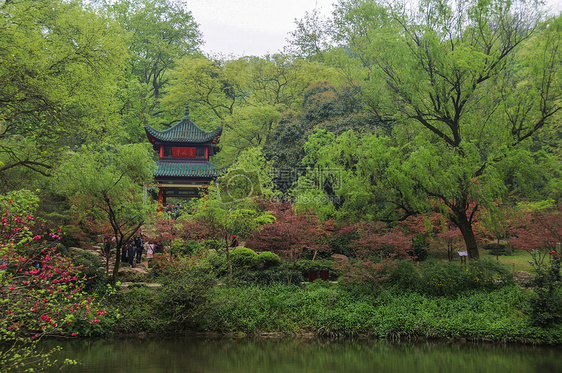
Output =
[{"x1": 144, "y1": 104, "x2": 222, "y2": 163}]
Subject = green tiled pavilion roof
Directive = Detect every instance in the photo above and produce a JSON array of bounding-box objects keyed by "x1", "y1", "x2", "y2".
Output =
[
  {"x1": 145, "y1": 118, "x2": 222, "y2": 144},
  {"x1": 155, "y1": 161, "x2": 223, "y2": 178}
]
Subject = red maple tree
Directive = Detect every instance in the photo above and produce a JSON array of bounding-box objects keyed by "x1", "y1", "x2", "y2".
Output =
[
  {"x1": 510, "y1": 206, "x2": 562, "y2": 253},
  {"x1": 245, "y1": 203, "x2": 330, "y2": 283}
]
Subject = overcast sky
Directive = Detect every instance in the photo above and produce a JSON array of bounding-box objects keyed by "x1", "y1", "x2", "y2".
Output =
[
  {"x1": 187, "y1": 0, "x2": 333, "y2": 57},
  {"x1": 187, "y1": 0, "x2": 562, "y2": 58}
]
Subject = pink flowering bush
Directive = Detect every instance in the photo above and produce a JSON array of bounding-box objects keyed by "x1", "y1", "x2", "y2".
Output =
[{"x1": 0, "y1": 190, "x2": 113, "y2": 372}]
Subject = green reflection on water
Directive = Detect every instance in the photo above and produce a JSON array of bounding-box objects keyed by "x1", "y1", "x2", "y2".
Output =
[{"x1": 41, "y1": 337, "x2": 561, "y2": 373}]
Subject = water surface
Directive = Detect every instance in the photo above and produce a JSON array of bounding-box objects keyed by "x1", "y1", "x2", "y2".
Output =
[{"x1": 42, "y1": 336, "x2": 561, "y2": 373}]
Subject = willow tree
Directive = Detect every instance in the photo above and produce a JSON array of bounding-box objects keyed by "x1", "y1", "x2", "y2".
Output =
[
  {"x1": 0, "y1": 0, "x2": 127, "y2": 186},
  {"x1": 313, "y1": 0, "x2": 562, "y2": 258}
]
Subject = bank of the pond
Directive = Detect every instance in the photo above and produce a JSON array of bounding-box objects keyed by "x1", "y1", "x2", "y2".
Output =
[{"x1": 96, "y1": 281, "x2": 562, "y2": 345}]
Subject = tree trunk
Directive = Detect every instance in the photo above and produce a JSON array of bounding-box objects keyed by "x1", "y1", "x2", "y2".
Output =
[
  {"x1": 112, "y1": 245, "x2": 122, "y2": 283},
  {"x1": 455, "y1": 212, "x2": 480, "y2": 259}
]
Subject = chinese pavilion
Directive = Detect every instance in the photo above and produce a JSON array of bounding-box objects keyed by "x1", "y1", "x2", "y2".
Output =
[{"x1": 144, "y1": 103, "x2": 222, "y2": 206}]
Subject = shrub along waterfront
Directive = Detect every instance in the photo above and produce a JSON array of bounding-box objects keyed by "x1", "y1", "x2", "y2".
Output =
[{"x1": 101, "y1": 254, "x2": 562, "y2": 345}]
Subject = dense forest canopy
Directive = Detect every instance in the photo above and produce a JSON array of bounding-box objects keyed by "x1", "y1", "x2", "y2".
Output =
[{"x1": 0, "y1": 0, "x2": 560, "y2": 259}]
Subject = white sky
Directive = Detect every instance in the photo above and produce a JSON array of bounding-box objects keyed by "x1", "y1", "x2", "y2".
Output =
[
  {"x1": 186, "y1": 0, "x2": 333, "y2": 57},
  {"x1": 186, "y1": 0, "x2": 562, "y2": 58}
]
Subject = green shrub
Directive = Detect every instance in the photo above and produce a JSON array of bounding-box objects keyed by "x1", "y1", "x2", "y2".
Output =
[
  {"x1": 71, "y1": 249, "x2": 103, "y2": 269},
  {"x1": 418, "y1": 258, "x2": 512, "y2": 296},
  {"x1": 150, "y1": 253, "x2": 168, "y2": 272},
  {"x1": 202, "y1": 239, "x2": 223, "y2": 251},
  {"x1": 483, "y1": 243, "x2": 510, "y2": 256},
  {"x1": 388, "y1": 260, "x2": 421, "y2": 292},
  {"x1": 168, "y1": 238, "x2": 203, "y2": 256},
  {"x1": 466, "y1": 258, "x2": 514, "y2": 289},
  {"x1": 71, "y1": 249, "x2": 108, "y2": 292},
  {"x1": 104, "y1": 286, "x2": 163, "y2": 333},
  {"x1": 294, "y1": 258, "x2": 333, "y2": 278},
  {"x1": 411, "y1": 234, "x2": 429, "y2": 261},
  {"x1": 526, "y1": 250, "x2": 562, "y2": 327},
  {"x1": 233, "y1": 266, "x2": 302, "y2": 286},
  {"x1": 157, "y1": 269, "x2": 217, "y2": 330},
  {"x1": 527, "y1": 287, "x2": 562, "y2": 327},
  {"x1": 257, "y1": 251, "x2": 281, "y2": 268},
  {"x1": 206, "y1": 252, "x2": 228, "y2": 276},
  {"x1": 231, "y1": 247, "x2": 258, "y2": 268},
  {"x1": 329, "y1": 230, "x2": 359, "y2": 256}
]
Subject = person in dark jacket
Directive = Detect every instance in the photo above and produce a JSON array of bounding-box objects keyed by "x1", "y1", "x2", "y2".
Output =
[
  {"x1": 135, "y1": 236, "x2": 143, "y2": 263},
  {"x1": 121, "y1": 241, "x2": 128, "y2": 263},
  {"x1": 127, "y1": 239, "x2": 136, "y2": 268}
]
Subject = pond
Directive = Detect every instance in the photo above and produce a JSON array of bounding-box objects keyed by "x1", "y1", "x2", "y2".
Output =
[{"x1": 41, "y1": 336, "x2": 561, "y2": 373}]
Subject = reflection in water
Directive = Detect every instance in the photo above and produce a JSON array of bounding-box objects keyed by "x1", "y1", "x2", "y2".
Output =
[{"x1": 41, "y1": 337, "x2": 561, "y2": 373}]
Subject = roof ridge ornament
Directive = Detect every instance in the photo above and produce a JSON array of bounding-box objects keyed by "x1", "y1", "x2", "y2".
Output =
[{"x1": 184, "y1": 101, "x2": 190, "y2": 118}]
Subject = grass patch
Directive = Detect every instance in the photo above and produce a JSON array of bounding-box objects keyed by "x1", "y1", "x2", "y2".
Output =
[
  {"x1": 428, "y1": 246, "x2": 534, "y2": 274},
  {"x1": 480, "y1": 248, "x2": 534, "y2": 274}
]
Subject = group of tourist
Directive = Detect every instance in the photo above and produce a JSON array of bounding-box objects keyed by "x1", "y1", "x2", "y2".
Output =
[
  {"x1": 121, "y1": 236, "x2": 143, "y2": 268},
  {"x1": 101, "y1": 231, "x2": 240, "y2": 269},
  {"x1": 118, "y1": 236, "x2": 164, "y2": 268},
  {"x1": 165, "y1": 203, "x2": 184, "y2": 219}
]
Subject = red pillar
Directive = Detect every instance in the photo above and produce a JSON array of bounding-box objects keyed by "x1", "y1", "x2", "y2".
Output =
[
  {"x1": 159, "y1": 145, "x2": 163, "y2": 159},
  {"x1": 205, "y1": 146, "x2": 208, "y2": 160}
]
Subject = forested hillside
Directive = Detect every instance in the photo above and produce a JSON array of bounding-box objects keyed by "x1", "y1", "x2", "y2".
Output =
[{"x1": 1, "y1": 1, "x2": 562, "y2": 370}]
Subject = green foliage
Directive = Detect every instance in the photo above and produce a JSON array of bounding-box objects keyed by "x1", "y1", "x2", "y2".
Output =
[
  {"x1": 157, "y1": 268, "x2": 217, "y2": 330},
  {"x1": 205, "y1": 252, "x2": 228, "y2": 277},
  {"x1": 202, "y1": 240, "x2": 223, "y2": 251},
  {"x1": 0, "y1": 191, "x2": 112, "y2": 372},
  {"x1": 0, "y1": 0, "x2": 127, "y2": 182},
  {"x1": 164, "y1": 55, "x2": 342, "y2": 163},
  {"x1": 263, "y1": 81, "x2": 385, "y2": 174},
  {"x1": 101, "y1": 0, "x2": 203, "y2": 142},
  {"x1": 525, "y1": 250, "x2": 562, "y2": 327},
  {"x1": 297, "y1": 0, "x2": 562, "y2": 261},
  {"x1": 168, "y1": 239, "x2": 203, "y2": 257},
  {"x1": 417, "y1": 259, "x2": 514, "y2": 296},
  {"x1": 105, "y1": 257, "x2": 218, "y2": 333},
  {"x1": 234, "y1": 266, "x2": 302, "y2": 286},
  {"x1": 69, "y1": 249, "x2": 109, "y2": 293},
  {"x1": 527, "y1": 287, "x2": 562, "y2": 328},
  {"x1": 386, "y1": 258, "x2": 514, "y2": 296},
  {"x1": 105, "y1": 286, "x2": 163, "y2": 333},
  {"x1": 257, "y1": 251, "x2": 281, "y2": 268},
  {"x1": 53, "y1": 143, "x2": 156, "y2": 281},
  {"x1": 196, "y1": 281, "x2": 558, "y2": 342},
  {"x1": 230, "y1": 247, "x2": 258, "y2": 268},
  {"x1": 387, "y1": 260, "x2": 422, "y2": 292}
]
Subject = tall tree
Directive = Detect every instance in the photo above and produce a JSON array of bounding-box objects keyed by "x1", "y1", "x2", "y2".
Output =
[
  {"x1": 52, "y1": 143, "x2": 155, "y2": 281},
  {"x1": 264, "y1": 81, "x2": 389, "y2": 193},
  {"x1": 0, "y1": 0, "x2": 127, "y2": 183},
  {"x1": 285, "y1": 7, "x2": 333, "y2": 62},
  {"x1": 101, "y1": 0, "x2": 203, "y2": 141},
  {"x1": 163, "y1": 54, "x2": 339, "y2": 164},
  {"x1": 322, "y1": 0, "x2": 562, "y2": 258}
]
